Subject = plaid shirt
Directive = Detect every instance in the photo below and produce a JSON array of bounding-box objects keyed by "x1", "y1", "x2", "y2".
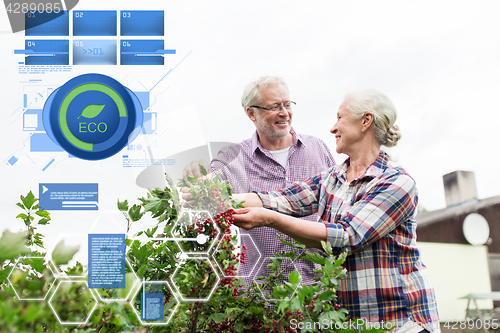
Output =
[
  {"x1": 211, "y1": 128, "x2": 335, "y2": 289},
  {"x1": 256, "y1": 152, "x2": 440, "y2": 332}
]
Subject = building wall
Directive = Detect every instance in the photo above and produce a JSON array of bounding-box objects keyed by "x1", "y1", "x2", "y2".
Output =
[
  {"x1": 417, "y1": 203, "x2": 500, "y2": 254},
  {"x1": 419, "y1": 243, "x2": 492, "y2": 321}
]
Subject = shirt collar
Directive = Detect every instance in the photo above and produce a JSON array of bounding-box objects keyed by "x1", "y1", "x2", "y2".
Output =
[
  {"x1": 334, "y1": 151, "x2": 390, "y2": 182},
  {"x1": 250, "y1": 127, "x2": 303, "y2": 155}
]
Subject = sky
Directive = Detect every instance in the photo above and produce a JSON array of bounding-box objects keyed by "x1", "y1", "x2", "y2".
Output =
[{"x1": 1, "y1": 0, "x2": 499, "y2": 254}]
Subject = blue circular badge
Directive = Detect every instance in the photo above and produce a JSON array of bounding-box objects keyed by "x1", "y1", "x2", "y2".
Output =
[{"x1": 42, "y1": 74, "x2": 143, "y2": 160}]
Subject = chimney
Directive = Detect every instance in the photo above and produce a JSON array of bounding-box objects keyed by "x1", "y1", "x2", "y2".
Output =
[{"x1": 443, "y1": 170, "x2": 478, "y2": 207}]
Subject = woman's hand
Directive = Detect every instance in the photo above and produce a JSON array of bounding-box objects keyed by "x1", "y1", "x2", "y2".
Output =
[
  {"x1": 232, "y1": 207, "x2": 276, "y2": 230},
  {"x1": 234, "y1": 207, "x2": 328, "y2": 249}
]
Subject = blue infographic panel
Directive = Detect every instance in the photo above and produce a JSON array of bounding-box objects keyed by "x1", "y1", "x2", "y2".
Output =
[
  {"x1": 73, "y1": 40, "x2": 117, "y2": 65},
  {"x1": 73, "y1": 11, "x2": 117, "y2": 36},
  {"x1": 88, "y1": 234, "x2": 126, "y2": 289},
  {"x1": 141, "y1": 293, "x2": 164, "y2": 321},
  {"x1": 25, "y1": 11, "x2": 69, "y2": 36},
  {"x1": 23, "y1": 40, "x2": 69, "y2": 65},
  {"x1": 30, "y1": 133, "x2": 64, "y2": 152},
  {"x1": 121, "y1": 40, "x2": 165, "y2": 65},
  {"x1": 39, "y1": 183, "x2": 98, "y2": 210},
  {"x1": 120, "y1": 11, "x2": 164, "y2": 36}
]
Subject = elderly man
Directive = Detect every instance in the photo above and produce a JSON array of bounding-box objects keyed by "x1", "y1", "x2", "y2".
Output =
[{"x1": 183, "y1": 76, "x2": 335, "y2": 289}]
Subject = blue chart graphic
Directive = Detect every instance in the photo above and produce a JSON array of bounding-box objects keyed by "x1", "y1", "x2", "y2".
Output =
[
  {"x1": 88, "y1": 234, "x2": 126, "y2": 289},
  {"x1": 73, "y1": 11, "x2": 117, "y2": 36},
  {"x1": 120, "y1": 11, "x2": 164, "y2": 36},
  {"x1": 25, "y1": 11, "x2": 69, "y2": 36},
  {"x1": 121, "y1": 40, "x2": 170, "y2": 65},
  {"x1": 73, "y1": 40, "x2": 117, "y2": 65},
  {"x1": 39, "y1": 183, "x2": 98, "y2": 210},
  {"x1": 19, "y1": 40, "x2": 69, "y2": 65},
  {"x1": 42, "y1": 74, "x2": 143, "y2": 160}
]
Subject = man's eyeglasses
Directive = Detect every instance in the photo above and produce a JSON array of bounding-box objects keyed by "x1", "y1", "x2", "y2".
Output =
[{"x1": 250, "y1": 101, "x2": 296, "y2": 112}]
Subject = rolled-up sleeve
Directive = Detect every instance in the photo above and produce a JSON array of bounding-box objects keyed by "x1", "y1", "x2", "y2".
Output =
[
  {"x1": 254, "y1": 171, "x2": 326, "y2": 217},
  {"x1": 323, "y1": 222, "x2": 350, "y2": 248}
]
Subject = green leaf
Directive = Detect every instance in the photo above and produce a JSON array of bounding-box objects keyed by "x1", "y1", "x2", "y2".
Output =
[
  {"x1": 318, "y1": 289, "x2": 336, "y2": 301},
  {"x1": 272, "y1": 285, "x2": 289, "y2": 298},
  {"x1": 302, "y1": 251, "x2": 327, "y2": 265},
  {"x1": 0, "y1": 230, "x2": 29, "y2": 263},
  {"x1": 52, "y1": 240, "x2": 80, "y2": 266},
  {"x1": 231, "y1": 198, "x2": 245, "y2": 209},
  {"x1": 209, "y1": 313, "x2": 226, "y2": 323},
  {"x1": 199, "y1": 165, "x2": 208, "y2": 176},
  {"x1": 0, "y1": 268, "x2": 11, "y2": 282},
  {"x1": 26, "y1": 257, "x2": 46, "y2": 274},
  {"x1": 27, "y1": 279, "x2": 42, "y2": 291},
  {"x1": 288, "y1": 269, "x2": 301, "y2": 285},
  {"x1": 128, "y1": 204, "x2": 144, "y2": 222},
  {"x1": 144, "y1": 198, "x2": 161, "y2": 213},
  {"x1": 318, "y1": 309, "x2": 343, "y2": 323},
  {"x1": 38, "y1": 218, "x2": 50, "y2": 225},
  {"x1": 117, "y1": 199, "x2": 129, "y2": 212},
  {"x1": 290, "y1": 297, "x2": 302, "y2": 312},
  {"x1": 277, "y1": 233, "x2": 306, "y2": 249},
  {"x1": 21, "y1": 191, "x2": 37, "y2": 210},
  {"x1": 16, "y1": 202, "x2": 25, "y2": 210},
  {"x1": 187, "y1": 175, "x2": 197, "y2": 184},
  {"x1": 35, "y1": 210, "x2": 50, "y2": 218},
  {"x1": 323, "y1": 259, "x2": 334, "y2": 277},
  {"x1": 277, "y1": 300, "x2": 290, "y2": 313},
  {"x1": 77, "y1": 104, "x2": 105, "y2": 119},
  {"x1": 321, "y1": 240, "x2": 332, "y2": 255},
  {"x1": 19, "y1": 304, "x2": 41, "y2": 322},
  {"x1": 16, "y1": 213, "x2": 28, "y2": 220}
]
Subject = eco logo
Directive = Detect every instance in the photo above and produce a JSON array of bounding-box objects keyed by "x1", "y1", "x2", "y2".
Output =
[{"x1": 43, "y1": 73, "x2": 143, "y2": 160}]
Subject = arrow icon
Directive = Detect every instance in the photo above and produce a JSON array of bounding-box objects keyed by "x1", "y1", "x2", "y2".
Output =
[{"x1": 42, "y1": 185, "x2": 49, "y2": 194}]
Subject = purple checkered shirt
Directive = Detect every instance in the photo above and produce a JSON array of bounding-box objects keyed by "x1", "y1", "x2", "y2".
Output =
[
  {"x1": 256, "y1": 152, "x2": 440, "y2": 332},
  {"x1": 211, "y1": 127, "x2": 335, "y2": 289}
]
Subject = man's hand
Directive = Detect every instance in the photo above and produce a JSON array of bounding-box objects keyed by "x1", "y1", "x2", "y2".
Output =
[
  {"x1": 182, "y1": 159, "x2": 212, "y2": 186},
  {"x1": 232, "y1": 207, "x2": 275, "y2": 230}
]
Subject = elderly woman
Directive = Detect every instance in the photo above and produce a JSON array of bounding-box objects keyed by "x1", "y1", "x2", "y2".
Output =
[{"x1": 233, "y1": 89, "x2": 440, "y2": 333}]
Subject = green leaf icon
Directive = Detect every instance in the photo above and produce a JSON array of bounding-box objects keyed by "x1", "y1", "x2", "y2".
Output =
[{"x1": 77, "y1": 104, "x2": 105, "y2": 119}]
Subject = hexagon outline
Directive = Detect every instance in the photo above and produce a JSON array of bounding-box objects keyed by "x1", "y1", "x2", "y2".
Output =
[
  {"x1": 48, "y1": 233, "x2": 88, "y2": 278},
  {"x1": 170, "y1": 257, "x2": 220, "y2": 302},
  {"x1": 212, "y1": 233, "x2": 261, "y2": 278},
  {"x1": 171, "y1": 209, "x2": 221, "y2": 256},
  {"x1": 130, "y1": 280, "x2": 180, "y2": 326},
  {"x1": 88, "y1": 207, "x2": 128, "y2": 235},
  {"x1": 93, "y1": 256, "x2": 141, "y2": 303},
  {"x1": 48, "y1": 280, "x2": 98, "y2": 325},
  {"x1": 7, "y1": 256, "x2": 59, "y2": 301},
  {"x1": 254, "y1": 256, "x2": 302, "y2": 301},
  {"x1": 125, "y1": 236, "x2": 179, "y2": 291}
]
